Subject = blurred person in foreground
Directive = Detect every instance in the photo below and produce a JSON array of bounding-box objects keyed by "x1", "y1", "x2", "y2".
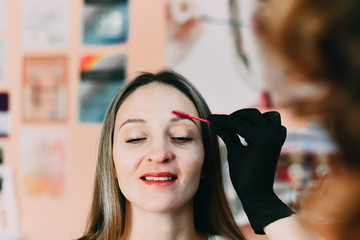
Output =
[{"x1": 253, "y1": 0, "x2": 360, "y2": 239}]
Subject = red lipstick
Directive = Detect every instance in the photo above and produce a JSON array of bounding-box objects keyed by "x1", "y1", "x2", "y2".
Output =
[{"x1": 140, "y1": 172, "x2": 178, "y2": 186}]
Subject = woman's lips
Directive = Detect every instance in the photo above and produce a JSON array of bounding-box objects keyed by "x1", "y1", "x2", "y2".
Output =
[{"x1": 140, "y1": 172, "x2": 178, "y2": 186}]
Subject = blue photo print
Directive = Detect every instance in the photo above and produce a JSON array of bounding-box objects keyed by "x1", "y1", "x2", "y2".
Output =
[
  {"x1": 78, "y1": 53, "x2": 127, "y2": 123},
  {"x1": 82, "y1": 0, "x2": 129, "y2": 45}
]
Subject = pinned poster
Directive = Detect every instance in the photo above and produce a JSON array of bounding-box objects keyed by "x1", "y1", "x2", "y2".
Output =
[
  {"x1": 21, "y1": 0, "x2": 70, "y2": 48},
  {"x1": 0, "y1": 38, "x2": 6, "y2": 85},
  {"x1": 165, "y1": 0, "x2": 260, "y2": 112},
  {"x1": 0, "y1": 92, "x2": 10, "y2": 137},
  {"x1": 23, "y1": 56, "x2": 67, "y2": 122},
  {"x1": 78, "y1": 53, "x2": 127, "y2": 123},
  {"x1": 82, "y1": 0, "x2": 129, "y2": 45},
  {"x1": 0, "y1": 0, "x2": 8, "y2": 30},
  {"x1": 276, "y1": 126, "x2": 338, "y2": 189},
  {"x1": 19, "y1": 129, "x2": 68, "y2": 197}
]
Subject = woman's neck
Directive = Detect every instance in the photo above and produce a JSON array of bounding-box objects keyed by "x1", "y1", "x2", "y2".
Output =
[{"x1": 121, "y1": 201, "x2": 206, "y2": 240}]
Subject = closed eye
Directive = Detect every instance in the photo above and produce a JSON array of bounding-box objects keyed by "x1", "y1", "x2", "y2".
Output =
[
  {"x1": 126, "y1": 138, "x2": 146, "y2": 143},
  {"x1": 171, "y1": 137, "x2": 193, "y2": 143}
]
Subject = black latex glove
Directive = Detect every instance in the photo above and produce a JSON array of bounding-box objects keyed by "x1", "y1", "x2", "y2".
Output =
[{"x1": 208, "y1": 108, "x2": 294, "y2": 234}]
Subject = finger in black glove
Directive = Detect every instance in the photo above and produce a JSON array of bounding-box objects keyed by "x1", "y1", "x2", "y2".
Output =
[{"x1": 208, "y1": 108, "x2": 293, "y2": 234}]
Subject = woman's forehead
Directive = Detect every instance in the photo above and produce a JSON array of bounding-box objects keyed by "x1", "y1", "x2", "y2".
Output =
[{"x1": 117, "y1": 82, "x2": 199, "y2": 118}]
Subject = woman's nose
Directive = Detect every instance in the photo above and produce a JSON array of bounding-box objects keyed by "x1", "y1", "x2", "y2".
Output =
[{"x1": 146, "y1": 139, "x2": 173, "y2": 163}]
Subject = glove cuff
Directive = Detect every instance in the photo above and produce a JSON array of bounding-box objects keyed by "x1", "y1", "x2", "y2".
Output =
[{"x1": 240, "y1": 192, "x2": 294, "y2": 234}]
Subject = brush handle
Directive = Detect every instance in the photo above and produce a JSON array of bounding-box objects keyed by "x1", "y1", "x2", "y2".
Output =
[
  {"x1": 172, "y1": 110, "x2": 212, "y2": 124},
  {"x1": 188, "y1": 115, "x2": 212, "y2": 124}
]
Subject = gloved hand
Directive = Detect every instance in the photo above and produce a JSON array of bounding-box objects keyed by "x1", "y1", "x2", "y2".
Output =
[{"x1": 208, "y1": 108, "x2": 294, "y2": 234}]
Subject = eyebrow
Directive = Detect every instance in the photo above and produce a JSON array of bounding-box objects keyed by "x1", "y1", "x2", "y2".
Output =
[
  {"x1": 119, "y1": 118, "x2": 146, "y2": 130},
  {"x1": 118, "y1": 116, "x2": 199, "y2": 131},
  {"x1": 171, "y1": 116, "x2": 198, "y2": 126}
]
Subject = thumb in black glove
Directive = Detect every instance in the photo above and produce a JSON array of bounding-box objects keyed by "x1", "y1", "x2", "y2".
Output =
[{"x1": 208, "y1": 108, "x2": 294, "y2": 234}]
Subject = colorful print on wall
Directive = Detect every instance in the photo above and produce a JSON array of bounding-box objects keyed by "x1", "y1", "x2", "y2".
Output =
[
  {"x1": 276, "y1": 126, "x2": 338, "y2": 190},
  {"x1": 0, "y1": 92, "x2": 10, "y2": 137},
  {"x1": 82, "y1": 0, "x2": 129, "y2": 45},
  {"x1": 20, "y1": 129, "x2": 68, "y2": 197},
  {"x1": 23, "y1": 56, "x2": 67, "y2": 122},
  {"x1": 78, "y1": 52, "x2": 127, "y2": 123}
]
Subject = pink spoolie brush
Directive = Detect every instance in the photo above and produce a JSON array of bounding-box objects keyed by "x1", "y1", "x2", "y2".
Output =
[{"x1": 172, "y1": 110, "x2": 212, "y2": 124}]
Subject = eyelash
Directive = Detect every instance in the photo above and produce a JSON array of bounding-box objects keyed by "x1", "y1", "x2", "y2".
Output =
[
  {"x1": 126, "y1": 138, "x2": 146, "y2": 143},
  {"x1": 125, "y1": 137, "x2": 193, "y2": 144},
  {"x1": 171, "y1": 137, "x2": 193, "y2": 143}
]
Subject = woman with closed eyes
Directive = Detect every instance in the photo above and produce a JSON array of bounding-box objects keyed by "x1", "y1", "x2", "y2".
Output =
[{"x1": 77, "y1": 70, "x2": 245, "y2": 240}]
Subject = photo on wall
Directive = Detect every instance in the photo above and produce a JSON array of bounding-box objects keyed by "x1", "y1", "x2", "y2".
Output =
[
  {"x1": 274, "y1": 125, "x2": 338, "y2": 211},
  {"x1": 0, "y1": 38, "x2": 6, "y2": 85},
  {"x1": 81, "y1": 0, "x2": 129, "y2": 45},
  {"x1": 0, "y1": 0, "x2": 8, "y2": 31},
  {"x1": 78, "y1": 52, "x2": 127, "y2": 123},
  {"x1": 22, "y1": 56, "x2": 68, "y2": 122},
  {"x1": 19, "y1": 129, "x2": 68, "y2": 197},
  {"x1": 165, "y1": 0, "x2": 261, "y2": 112},
  {"x1": 0, "y1": 92, "x2": 10, "y2": 137},
  {"x1": 21, "y1": 0, "x2": 70, "y2": 49}
]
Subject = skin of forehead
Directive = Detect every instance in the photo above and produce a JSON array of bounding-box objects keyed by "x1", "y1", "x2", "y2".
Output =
[{"x1": 115, "y1": 82, "x2": 201, "y2": 128}]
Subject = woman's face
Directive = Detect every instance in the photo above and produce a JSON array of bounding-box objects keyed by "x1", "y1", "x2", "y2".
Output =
[{"x1": 113, "y1": 82, "x2": 205, "y2": 213}]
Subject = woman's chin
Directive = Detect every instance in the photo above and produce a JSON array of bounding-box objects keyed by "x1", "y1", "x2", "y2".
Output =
[{"x1": 131, "y1": 198, "x2": 193, "y2": 215}]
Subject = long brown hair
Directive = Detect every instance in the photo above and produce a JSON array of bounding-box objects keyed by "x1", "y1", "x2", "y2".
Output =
[{"x1": 78, "y1": 70, "x2": 245, "y2": 239}]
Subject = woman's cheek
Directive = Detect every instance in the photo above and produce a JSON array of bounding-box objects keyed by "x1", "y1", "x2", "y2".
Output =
[
  {"x1": 113, "y1": 146, "x2": 144, "y2": 171},
  {"x1": 179, "y1": 143, "x2": 204, "y2": 168}
]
